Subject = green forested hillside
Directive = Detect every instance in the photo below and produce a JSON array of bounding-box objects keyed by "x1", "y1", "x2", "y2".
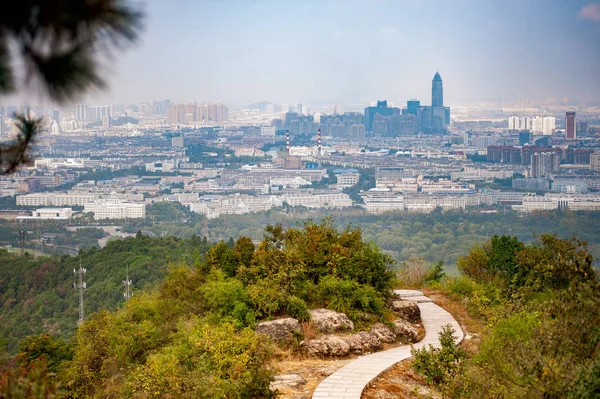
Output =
[
  {"x1": 411, "y1": 234, "x2": 600, "y2": 397},
  {"x1": 125, "y1": 205, "x2": 600, "y2": 266},
  {"x1": 1, "y1": 221, "x2": 395, "y2": 398},
  {"x1": 0, "y1": 234, "x2": 211, "y2": 353}
]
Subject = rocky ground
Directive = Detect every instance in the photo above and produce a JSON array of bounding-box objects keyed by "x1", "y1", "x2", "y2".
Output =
[
  {"x1": 361, "y1": 290, "x2": 484, "y2": 399},
  {"x1": 259, "y1": 296, "x2": 426, "y2": 398}
]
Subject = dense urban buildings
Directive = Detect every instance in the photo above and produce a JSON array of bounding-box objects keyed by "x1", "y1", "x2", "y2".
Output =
[{"x1": 1, "y1": 70, "x2": 600, "y2": 225}]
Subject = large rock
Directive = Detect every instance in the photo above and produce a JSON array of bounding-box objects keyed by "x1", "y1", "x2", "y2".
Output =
[
  {"x1": 255, "y1": 318, "x2": 302, "y2": 342},
  {"x1": 301, "y1": 336, "x2": 351, "y2": 357},
  {"x1": 342, "y1": 331, "x2": 383, "y2": 354},
  {"x1": 370, "y1": 322, "x2": 397, "y2": 344},
  {"x1": 309, "y1": 309, "x2": 354, "y2": 333},
  {"x1": 393, "y1": 319, "x2": 419, "y2": 343},
  {"x1": 391, "y1": 300, "x2": 421, "y2": 323},
  {"x1": 270, "y1": 373, "x2": 306, "y2": 391}
]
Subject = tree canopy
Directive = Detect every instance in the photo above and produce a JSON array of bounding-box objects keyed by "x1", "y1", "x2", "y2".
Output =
[{"x1": 0, "y1": 0, "x2": 143, "y2": 174}]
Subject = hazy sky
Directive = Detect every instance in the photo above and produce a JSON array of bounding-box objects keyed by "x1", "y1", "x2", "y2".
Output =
[{"x1": 32, "y1": 0, "x2": 600, "y2": 107}]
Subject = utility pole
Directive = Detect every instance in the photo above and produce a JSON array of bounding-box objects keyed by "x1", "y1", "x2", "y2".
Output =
[
  {"x1": 123, "y1": 265, "x2": 133, "y2": 301},
  {"x1": 73, "y1": 256, "x2": 86, "y2": 325}
]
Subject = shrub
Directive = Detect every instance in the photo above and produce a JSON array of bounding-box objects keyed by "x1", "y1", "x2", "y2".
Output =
[
  {"x1": 411, "y1": 324, "x2": 465, "y2": 386},
  {"x1": 201, "y1": 271, "x2": 255, "y2": 327},
  {"x1": 125, "y1": 319, "x2": 275, "y2": 399},
  {"x1": 313, "y1": 276, "x2": 386, "y2": 318},
  {"x1": 247, "y1": 279, "x2": 288, "y2": 319},
  {"x1": 0, "y1": 359, "x2": 63, "y2": 399},
  {"x1": 285, "y1": 296, "x2": 310, "y2": 322}
]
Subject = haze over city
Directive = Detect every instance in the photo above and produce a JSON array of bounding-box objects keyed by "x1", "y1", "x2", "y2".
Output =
[
  {"x1": 9, "y1": 0, "x2": 600, "y2": 107},
  {"x1": 2, "y1": 2, "x2": 600, "y2": 398}
]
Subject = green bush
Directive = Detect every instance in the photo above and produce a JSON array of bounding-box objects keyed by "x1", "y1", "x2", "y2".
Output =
[
  {"x1": 201, "y1": 271, "x2": 255, "y2": 327},
  {"x1": 247, "y1": 279, "x2": 288, "y2": 319},
  {"x1": 285, "y1": 295, "x2": 310, "y2": 322},
  {"x1": 313, "y1": 276, "x2": 386, "y2": 318},
  {"x1": 125, "y1": 319, "x2": 275, "y2": 399},
  {"x1": 411, "y1": 324, "x2": 465, "y2": 386}
]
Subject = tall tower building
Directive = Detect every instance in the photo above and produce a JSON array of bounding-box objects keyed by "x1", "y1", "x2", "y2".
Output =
[
  {"x1": 432, "y1": 72, "x2": 443, "y2": 108},
  {"x1": 566, "y1": 111, "x2": 576, "y2": 140}
]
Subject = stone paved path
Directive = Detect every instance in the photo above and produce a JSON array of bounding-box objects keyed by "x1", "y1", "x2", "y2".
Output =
[{"x1": 311, "y1": 290, "x2": 463, "y2": 398}]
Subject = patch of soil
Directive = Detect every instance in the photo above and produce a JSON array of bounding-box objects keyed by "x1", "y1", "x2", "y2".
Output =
[
  {"x1": 272, "y1": 358, "x2": 353, "y2": 399},
  {"x1": 271, "y1": 322, "x2": 426, "y2": 398},
  {"x1": 361, "y1": 358, "x2": 439, "y2": 399}
]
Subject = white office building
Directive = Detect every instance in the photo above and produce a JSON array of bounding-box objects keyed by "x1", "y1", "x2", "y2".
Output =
[
  {"x1": 16, "y1": 207, "x2": 73, "y2": 220},
  {"x1": 84, "y1": 200, "x2": 146, "y2": 220}
]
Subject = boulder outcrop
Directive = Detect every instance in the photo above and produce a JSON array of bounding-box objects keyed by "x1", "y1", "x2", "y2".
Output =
[
  {"x1": 255, "y1": 318, "x2": 302, "y2": 342},
  {"x1": 391, "y1": 299, "x2": 421, "y2": 323},
  {"x1": 309, "y1": 309, "x2": 354, "y2": 333},
  {"x1": 301, "y1": 336, "x2": 351, "y2": 357},
  {"x1": 342, "y1": 332, "x2": 383, "y2": 354},
  {"x1": 370, "y1": 322, "x2": 397, "y2": 344},
  {"x1": 392, "y1": 319, "x2": 419, "y2": 343}
]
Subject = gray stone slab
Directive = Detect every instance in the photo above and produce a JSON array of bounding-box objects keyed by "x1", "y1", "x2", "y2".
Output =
[{"x1": 312, "y1": 294, "x2": 463, "y2": 399}]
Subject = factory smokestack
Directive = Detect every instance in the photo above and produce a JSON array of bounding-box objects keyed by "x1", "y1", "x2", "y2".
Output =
[
  {"x1": 317, "y1": 128, "x2": 322, "y2": 157},
  {"x1": 286, "y1": 130, "x2": 290, "y2": 155}
]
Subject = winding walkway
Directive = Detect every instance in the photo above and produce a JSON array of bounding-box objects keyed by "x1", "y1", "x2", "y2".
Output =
[{"x1": 312, "y1": 290, "x2": 463, "y2": 399}]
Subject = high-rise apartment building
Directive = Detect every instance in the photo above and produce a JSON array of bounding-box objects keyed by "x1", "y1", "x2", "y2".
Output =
[
  {"x1": 102, "y1": 115, "x2": 110, "y2": 130},
  {"x1": 566, "y1": 111, "x2": 576, "y2": 140},
  {"x1": 350, "y1": 124, "x2": 366, "y2": 138},
  {"x1": 73, "y1": 104, "x2": 88, "y2": 121},
  {"x1": 532, "y1": 152, "x2": 560, "y2": 178},
  {"x1": 531, "y1": 116, "x2": 543, "y2": 134},
  {"x1": 591, "y1": 152, "x2": 600, "y2": 171},
  {"x1": 90, "y1": 105, "x2": 113, "y2": 122},
  {"x1": 542, "y1": 116, "x2": 556, "y2": 136},
  {"x1": 167, "y1": 102, "x2": 228, "y2": 124}
]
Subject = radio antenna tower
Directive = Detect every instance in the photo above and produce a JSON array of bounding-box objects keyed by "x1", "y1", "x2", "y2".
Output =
[
  {"x1": 73, "y1": 255, "x2": 87, "y2": 325},
  {"x1": 123, "y1": 265, "x2": 133, "y2": 301}
]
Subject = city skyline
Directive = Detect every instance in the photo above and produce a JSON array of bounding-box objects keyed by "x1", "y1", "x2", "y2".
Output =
[{"x1": 2, "y1": 0, "x2": 600, "y2": 108}]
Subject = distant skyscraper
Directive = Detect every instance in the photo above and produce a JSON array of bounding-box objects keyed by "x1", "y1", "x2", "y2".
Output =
[
  {"x1": 432, "y1": 72, "x2": 443, "y2": 108},
  {"x1": 566, "y1": 111, "x2": 576, "y2": 140},
  {"x1": 52, "y1": 109, "x2": 59, "y2": 122}
]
